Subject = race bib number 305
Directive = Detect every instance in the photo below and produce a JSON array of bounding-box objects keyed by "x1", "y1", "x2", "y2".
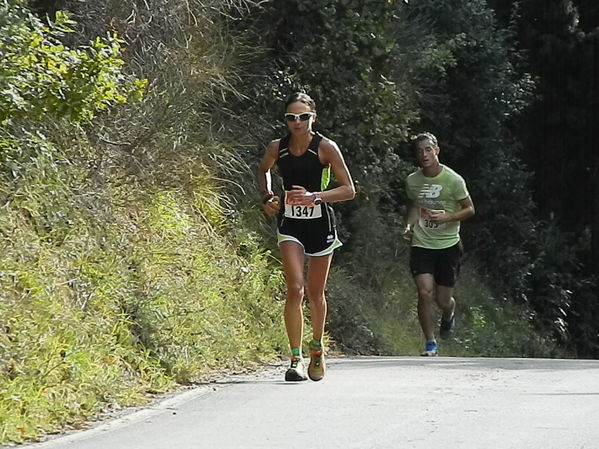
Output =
[{"x1": 419, "y1": 208, "x2": 446, "y2": 230}]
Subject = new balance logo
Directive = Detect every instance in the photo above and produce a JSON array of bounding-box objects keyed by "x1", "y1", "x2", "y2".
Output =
[{"x1": 419, "y1": 184, "x2": 443, "y2": 198}]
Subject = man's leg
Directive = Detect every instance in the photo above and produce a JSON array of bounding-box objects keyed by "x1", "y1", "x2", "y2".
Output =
[
  {"x1": 436, "y1": 286, "x2": 456, "y2": 339},
  {"x1": 415, "y1": 273, "x2": 437, "y2": 342},
  {"x1": 435, "y1": 242, "x2": 461, "y2": 339},
  {"x1": 435, "y1": 286, "x2": 455, "y2": 322}
]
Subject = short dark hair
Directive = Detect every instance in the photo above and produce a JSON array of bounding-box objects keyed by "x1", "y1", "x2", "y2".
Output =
[
  {"x1": 285, "y1": 92, "x2": 316, "y2": 112},
  {"x1": 410, "y1": 132, "x2": 438, "y2": 150}
]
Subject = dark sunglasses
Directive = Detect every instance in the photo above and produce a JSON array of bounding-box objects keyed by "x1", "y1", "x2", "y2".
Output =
[{"x1": 284, "y1": 112, "x2": 314, "y2": 122}]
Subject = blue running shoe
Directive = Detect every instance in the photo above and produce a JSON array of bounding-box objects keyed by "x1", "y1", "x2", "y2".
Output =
[{"x1": 420, "y1": 340, "x2": 438, "y2": 356}]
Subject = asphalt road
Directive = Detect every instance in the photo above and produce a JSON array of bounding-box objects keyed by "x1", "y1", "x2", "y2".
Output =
[{"x1": 17, "y1": 357, "x2": 599, "y2": 449}]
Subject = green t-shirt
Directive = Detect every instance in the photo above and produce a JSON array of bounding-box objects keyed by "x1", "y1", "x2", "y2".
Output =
[{"x1": 406, "y1": 165, "x2": 470, "y2": 249}]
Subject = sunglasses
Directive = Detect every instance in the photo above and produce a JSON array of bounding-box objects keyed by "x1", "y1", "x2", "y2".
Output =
[{"x1": 284, "y1": 112, "x2": 315, "y2": 122}]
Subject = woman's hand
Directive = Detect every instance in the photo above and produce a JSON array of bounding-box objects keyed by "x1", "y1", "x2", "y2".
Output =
[
  {"x1": 263, "y1": 196, "x2": 281, "y2": 216},
  {"x1": 285, "y1": 185, "x2": 315, "y2": 205}
]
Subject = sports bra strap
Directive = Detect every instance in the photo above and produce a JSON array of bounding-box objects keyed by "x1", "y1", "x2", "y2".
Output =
[
  {"x1": 278, "y1": 132, "x2": 323, "y2": 154},
  {"x1": 278, "y1": 134, "x2": 291, "y2": 154},
  {"x1": 309, "y1": 132, "x2": 324, "y2": 152}
]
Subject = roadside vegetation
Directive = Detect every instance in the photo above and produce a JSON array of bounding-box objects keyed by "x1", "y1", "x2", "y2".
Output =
[{"x1": 1, "y1": 0, "x2": 595, "y2": 444}]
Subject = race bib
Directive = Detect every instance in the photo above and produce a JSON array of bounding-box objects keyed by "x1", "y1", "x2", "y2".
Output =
[
  {"x1": 284, "y1": 191, "x2": 322, "y2": 219},
  {"x1": 419, "y1": 208, "x2": 446, "y2": 230}
]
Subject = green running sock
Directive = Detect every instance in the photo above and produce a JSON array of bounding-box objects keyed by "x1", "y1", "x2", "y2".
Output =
[
  {"x1": 310, "y1": 339, "x2": 323, "y2": 351},
  {"x1": 291, "y1": 347, "x2": 301, "y2": 358}
]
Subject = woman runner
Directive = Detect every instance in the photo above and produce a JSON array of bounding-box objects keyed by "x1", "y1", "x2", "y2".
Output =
[{"x1": 258, "y1": 92, "x2": 355, "y2": 381}]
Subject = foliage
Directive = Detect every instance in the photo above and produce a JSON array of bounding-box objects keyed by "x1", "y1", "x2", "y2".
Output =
[
  {"x1": 0, "y1": 1, "x2": 145, "y2": 126},
  {"x1": 236, "y1": 0, "x2": 576, "y2": 358},
  {"x1": 402, "y1": 0, "x2": 537, "y2": 300},
  {"x1": 528, "y1": 223, "x2": 599, "y2": 356},
  {"x1": 454, "y1": 264, "x2": 564, "y2": 358},
  {"x1": 238, "y1": 0, "x2": 448, "y2": 283},
  {"x1": 489, "y1": 0, "x2": 599, "y2": 356},
  {"x1": 0, "y1": 1, "x2": 287, "y2": 444},
  {"x1": 0, "y1": 169, "x2": 287, "y2": 442},
  {"x1": 328, "y1": 257, "x2": 560, "y2": 358},
  {"x1": 2, "y1": 0, "x2": 597, "y2": 443}
]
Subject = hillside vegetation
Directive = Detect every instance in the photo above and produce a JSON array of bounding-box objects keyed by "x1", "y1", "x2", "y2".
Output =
[{"x1": 2, "y1": 0, "x2": 594, "y2": 444}]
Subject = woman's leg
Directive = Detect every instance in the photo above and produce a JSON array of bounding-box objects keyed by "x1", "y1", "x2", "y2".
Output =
[
  {"x1": 306, "y1": 253, "x2": 333, "y2": 342},
  {"x1": 280, "y1": 241, "x2": 306, "y2": 351},
  {"x1": 305, "y1": 253, "x2": 333, "y2": 381}
]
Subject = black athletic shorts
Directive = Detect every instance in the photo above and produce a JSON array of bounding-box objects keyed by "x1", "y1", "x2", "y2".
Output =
[
  {"x1": 409, "y1": 241, "x2": 464, "y2": 287},
  {"x1": 277, "y1": 204, "x2": 342, "y2": 256}
]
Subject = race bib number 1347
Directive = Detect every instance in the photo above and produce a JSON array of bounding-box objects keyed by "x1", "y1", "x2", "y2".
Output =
[
  {"x1": 283, "y1": 190, "x2": 323, "y2": 219},
  {"x1": 284, "y1": 203, "x2": 322, "y2": 219}
]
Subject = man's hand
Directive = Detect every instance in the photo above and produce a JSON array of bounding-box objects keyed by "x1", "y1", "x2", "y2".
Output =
[
  {"x1": 428, "y1": 210, "x2": 450, "y2": 224},
  {"x1": 402, "y1": 225, "x2": 413, "y2": 242}
]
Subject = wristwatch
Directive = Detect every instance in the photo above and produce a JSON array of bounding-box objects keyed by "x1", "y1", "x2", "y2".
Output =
[{"x1": 313, "y1": 192, "x2": 322, "y2": 206}]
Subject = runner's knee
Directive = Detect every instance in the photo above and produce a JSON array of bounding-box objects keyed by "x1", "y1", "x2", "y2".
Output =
[
  {"x1": 435, "y1": 294, "x2": 454, "y2": 310},
  {"x1": 286, "y1": 282, "x2": 304, "y2": 303},
  {"x1": 417, "y1": 286, "x2": 434, "y2": 301},
  {"x1": 306, "y1": 289, "x2": 326, "y2": 306}
]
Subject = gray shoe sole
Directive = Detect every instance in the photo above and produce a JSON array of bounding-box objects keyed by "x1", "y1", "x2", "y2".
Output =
[{"x1": 420, "y1": 349, "x2": 438, "y2": 356}]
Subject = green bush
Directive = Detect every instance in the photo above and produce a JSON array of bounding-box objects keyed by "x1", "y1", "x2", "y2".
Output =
[
  {"x1": 0, "y1": 2, "x2": 145, "y2": 125},
  {"x1": 0, "y1": 176, "x2": 288, "y2": 442}
]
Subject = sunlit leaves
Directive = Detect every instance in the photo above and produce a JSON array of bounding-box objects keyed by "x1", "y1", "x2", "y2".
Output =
[{"x1": 0, "y1": 3, "x2": 145, "y2": 125}]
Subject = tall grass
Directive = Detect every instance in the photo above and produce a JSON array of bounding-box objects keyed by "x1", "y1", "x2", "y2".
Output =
[
  {"x1": 0, "y1": 151, "x2": 287, "y2": 443},
  {"x1": 0, "y1": 0, "x2": 289, "y2": 442},
  {"x1": 327, "y1": 258, "x2": 564, "y2": 358}
]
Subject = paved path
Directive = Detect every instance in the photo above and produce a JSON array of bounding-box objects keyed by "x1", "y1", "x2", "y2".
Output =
[{"x1": 17, "y1": 357, "x2": 599, "y2": 449}]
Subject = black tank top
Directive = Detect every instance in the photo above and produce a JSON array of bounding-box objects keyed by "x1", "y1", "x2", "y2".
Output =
[{"x1": 276, "y1": 132, "x2": 331, "y2": 192}]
